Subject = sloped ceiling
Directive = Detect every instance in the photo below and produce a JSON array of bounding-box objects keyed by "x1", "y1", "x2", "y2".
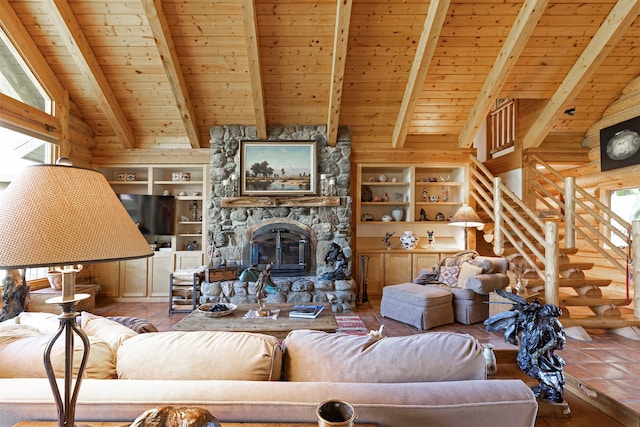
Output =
[{"x1": 2, "y1": 0, "x2": 640, "y2": 153}]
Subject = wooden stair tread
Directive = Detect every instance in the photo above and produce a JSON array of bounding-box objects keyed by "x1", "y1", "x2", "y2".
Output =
[
  {"x1": 559, "y1": 314, "x2": 640, "y2": 328},
  {"x1": 534, "y1": 261, "x2": 594, "y2": 270},
  {"x1": 523, "y1": 278, "x2": 611, "y2": 287},
  {"x1": 559, "y1": 296, "x2": 630, "y2": 306}
]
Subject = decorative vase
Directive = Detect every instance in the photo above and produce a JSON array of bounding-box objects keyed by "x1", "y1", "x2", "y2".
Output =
[
  {"x1": 399, "y1": 230, "x2": 419, "y2": 249},
  {"x1": 391, "y1": 207, "x2": 403, "y2": 221},
  {"x1": 483, "y1": 343, "x2": 497, "y2": 375}
]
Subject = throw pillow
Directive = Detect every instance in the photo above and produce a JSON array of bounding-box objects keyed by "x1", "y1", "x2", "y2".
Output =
[
  {"x1": 438, "y1": 265, "x2": 460, "y2": 287},
  {"x1": 457, "y1": 262, "x2": 484, "y2": 288},
  {"x1": 15, "y1": 312, "x2": 60, "y2": 335},
  {"x1": 81, "y1": 311, "x2": 137, "y2": 352}
]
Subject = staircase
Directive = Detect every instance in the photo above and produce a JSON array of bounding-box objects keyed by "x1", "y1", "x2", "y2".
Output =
[{"x1": 469, "y1": 155, "x2": 640, "y2": 330}]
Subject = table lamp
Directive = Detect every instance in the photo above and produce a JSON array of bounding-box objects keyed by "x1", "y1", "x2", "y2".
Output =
[
  {"x1": 0, "y1": 161, "x2": 153, "y2": 427},
  {"x1": 449, "y1": 204, "x2": 484, "y2": 250}
]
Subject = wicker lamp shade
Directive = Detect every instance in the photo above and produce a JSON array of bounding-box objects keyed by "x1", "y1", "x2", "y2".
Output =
[
  {"x1": 449, "y1": 204, "x2": 483, "y2": 228},
  {"x1": 0, "y1": 164, "x2": 153, "y2": 269}
]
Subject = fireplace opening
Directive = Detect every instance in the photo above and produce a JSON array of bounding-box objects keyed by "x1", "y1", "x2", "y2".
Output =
[{"x1": 245, "y1": 223, "x2": 315, "y2": 277}]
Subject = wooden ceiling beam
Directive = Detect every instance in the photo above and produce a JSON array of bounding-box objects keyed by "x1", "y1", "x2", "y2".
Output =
[
  {"x1": 392, "y1": 0, "x2": 451, "y2": 149},
  {"x1": 243, "y1": 0, "x2": 267, "y2": 140},
  {"x1": 142, "y1": 0, "x2": 200, "y2": 149},
  {"x1": 458, "y1": 0, "x2": 549, "y2": 148},
  {"x1": 326, "y1": 0, "x2": 352, "y2": 147},
  {"x1": 522, "y1": 0, "x2": 640, "y2": 150},
  {"x1": 43, "y1": 0, "x2": 135, "y2": 149}
]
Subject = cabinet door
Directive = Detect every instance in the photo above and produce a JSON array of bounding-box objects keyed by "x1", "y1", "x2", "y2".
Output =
[
  {"x1": 120, "y1": 258, "x2": 149, "y2": 297},
  {"x1": 356, "y1": 253, "x2": 385, "y2": 297},
  {"x1": 149, "y1": 253, "x2": 175, "y2": 297},
  {"x1": 384, "y1": 252, "x2": 412, "y2": 286},
  {"x1": 412, "y1": 253, "x2": 440, "y2": 279},
  {"x1": 91, "y1": 261, "x2": 120, "y2": 297},
  {"x1": 176, "y1": 252, "x2": 204, "y2": 270}
]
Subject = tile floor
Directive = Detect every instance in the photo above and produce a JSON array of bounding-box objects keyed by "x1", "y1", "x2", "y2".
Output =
[{"x1": 93, "y1": 298, "x2": 640, "y2": 426}]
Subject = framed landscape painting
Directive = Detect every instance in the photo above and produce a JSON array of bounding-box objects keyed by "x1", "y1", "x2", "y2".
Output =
[{"x1": 240, "y1": 141, "x2": 317, "y2": 196}]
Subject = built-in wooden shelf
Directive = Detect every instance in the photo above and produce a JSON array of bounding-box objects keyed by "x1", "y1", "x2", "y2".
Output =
[{"x1": 221, "y1": 196, "x2": 341, "y2": 208}]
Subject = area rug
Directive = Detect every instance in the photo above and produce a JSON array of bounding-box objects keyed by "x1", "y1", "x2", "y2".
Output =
[{"x1": 335, "y1": 315, "x2": 369, "y2": 336}]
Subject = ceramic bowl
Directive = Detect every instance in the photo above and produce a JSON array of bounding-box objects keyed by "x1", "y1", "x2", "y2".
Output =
[{"x1": 198, "y1": 303, "x2": 237, "y2": 318}]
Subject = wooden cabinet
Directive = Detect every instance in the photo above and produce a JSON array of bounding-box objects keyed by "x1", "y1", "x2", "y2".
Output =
[
  {"x1": 384, "y1": 252, "x2": 412, "y2": 285},
  {"x1": 412, "y1": 253, "x2": 440, "y2": 279},
  {"x1": 119, "y1": 258, "x2": 149, "y2": 297},
  {"x1": 356, "y1": 251, "x2": 445, "y2": 298},
  {"x1": 149, "y1": 252, "x2": 175, "y2": 297}
]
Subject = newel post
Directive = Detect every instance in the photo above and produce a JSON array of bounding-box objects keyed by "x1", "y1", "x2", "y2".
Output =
[
  {"x1": 493, "y1": 177, "x2": 503, "y2": 256},
  {"x1": 633, "y1": 220, "x2": 640, "y2": 319},
  {"x1": 564, "y1": 177, "x2": 575, "y2": 250},
  {"x1": 544, "y1": 221, "x2": 559, "y2": 307}
]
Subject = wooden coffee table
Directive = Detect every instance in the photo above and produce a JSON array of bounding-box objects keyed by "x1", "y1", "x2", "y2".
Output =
[{"x1": 169, "y1": 303, "x2": 338, "y2": 338}]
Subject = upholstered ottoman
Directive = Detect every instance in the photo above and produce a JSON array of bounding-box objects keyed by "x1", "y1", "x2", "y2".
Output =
[{"x1": 380, "y1": 283, "x2": 454, "y2": 330}]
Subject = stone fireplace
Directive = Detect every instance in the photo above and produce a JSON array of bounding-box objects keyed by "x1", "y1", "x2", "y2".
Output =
[{"x1": 204, "y1": 125, "x2": 355, "y2": 311}]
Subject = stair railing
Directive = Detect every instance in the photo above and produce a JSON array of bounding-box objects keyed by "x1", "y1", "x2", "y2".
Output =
[
  {"x1": 469, "y1": 155, "x2": 547, "y2": 279},
  {"x1": 529, "y1": 154, "x2": 628, "y2": 275}
]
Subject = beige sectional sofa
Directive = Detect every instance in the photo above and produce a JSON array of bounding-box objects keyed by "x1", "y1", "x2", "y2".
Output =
[{"x1": 0, "y1": 312, "x2": 537, "y2": 427}]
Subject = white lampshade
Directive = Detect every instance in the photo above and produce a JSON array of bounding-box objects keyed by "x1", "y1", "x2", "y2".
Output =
[{"x1": 0, "y1": 163, "x2": 153, "y2": 270}]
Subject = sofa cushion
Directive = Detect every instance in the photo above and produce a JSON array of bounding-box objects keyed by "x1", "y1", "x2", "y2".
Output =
[
  {"x1": 282, "y1": 330, "x2": 485, "y2": 382},
  {"x1": 81, "y1": 311, "x2": 137, "y2": 352},
  {"x1": 14, "y1": 312, "x2": 60, "y2": 335},
  {"x1": 116, "y1": 331, "x2": 282, "y2": 381},
  {"x1": 466, "y1": 273, "x2": 510, "y2": 294},
  {"x1": 0, "y1": 327, "x2": 116, "y2": 379},
  {"x1": 457, "y1": 262, "x2": 483, "y2": 288}
]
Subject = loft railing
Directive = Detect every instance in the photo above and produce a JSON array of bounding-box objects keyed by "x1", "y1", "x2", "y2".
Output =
[{"x1": 486, "y1": 99, "x2": 517, "y2": 155}]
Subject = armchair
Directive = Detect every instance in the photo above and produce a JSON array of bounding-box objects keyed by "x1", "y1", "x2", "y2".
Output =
[{"x1": 414, "y1": 251, "x2": 510, "y2": 324}]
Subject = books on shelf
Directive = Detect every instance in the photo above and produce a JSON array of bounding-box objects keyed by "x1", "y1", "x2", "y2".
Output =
[{"x1": 288, "y1": 304, "x2": 325, "y2": 319}]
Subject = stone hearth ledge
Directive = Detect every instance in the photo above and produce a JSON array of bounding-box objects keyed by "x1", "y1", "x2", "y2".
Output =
[{"x1": 200, "y1": 275, "x2": 356, "y2": 312}]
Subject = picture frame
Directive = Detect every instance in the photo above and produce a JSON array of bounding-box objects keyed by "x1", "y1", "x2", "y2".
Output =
[
  {"x1": 600, "y1": 115, "x2": 640, "y2": 172},
  {"x1": 240, "y1": 141, "x2": 317, "y2": 196}
]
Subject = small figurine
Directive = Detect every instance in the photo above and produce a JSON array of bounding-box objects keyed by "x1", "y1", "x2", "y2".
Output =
[
  {"x1": 382, "y1": 232, "x2": 394, "y2": 250},
  {"x1": 427, "y1": 230, "x2": 435, "y2": 246},
  {"x1": 422, "y1": 188, "x2": 427, "y2": 202},
  {"x1": 419, "y1": 208, "x2": 428, "y2": 221}
]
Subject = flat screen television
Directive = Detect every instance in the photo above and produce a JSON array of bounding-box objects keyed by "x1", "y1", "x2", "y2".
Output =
[{"x1": 118, "y1": 194, "x2": 175, "y2": 236}]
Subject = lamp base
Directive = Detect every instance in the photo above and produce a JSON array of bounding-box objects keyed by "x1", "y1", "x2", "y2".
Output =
[{"x1": 44, "y1": 295, "x2": 91, "y2": 427}]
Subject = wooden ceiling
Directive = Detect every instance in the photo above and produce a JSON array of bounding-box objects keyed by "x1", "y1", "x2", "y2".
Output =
[{"x1": 3, "y1": 0, "x2": 640, "y2": 154}]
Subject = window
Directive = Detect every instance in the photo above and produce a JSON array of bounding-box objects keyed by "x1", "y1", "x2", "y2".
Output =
[
  {"x1": 610, "y1": 187, "x2": 640, "y2": 247},
  {"x1": 0, "y1": 29, "x2": 51, "y2": 112}
]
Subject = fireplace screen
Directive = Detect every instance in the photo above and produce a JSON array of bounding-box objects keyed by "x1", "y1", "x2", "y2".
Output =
[{"x1": 249, "y1": 226, "x2": 312, "y2": 276}]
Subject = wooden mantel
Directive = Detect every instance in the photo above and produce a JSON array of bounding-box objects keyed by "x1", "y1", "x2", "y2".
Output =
[{"x1": 220, "y1": 196, "x2": 341, "y2": 208}]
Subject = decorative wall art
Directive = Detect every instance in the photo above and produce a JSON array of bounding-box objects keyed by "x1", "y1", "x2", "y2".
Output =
[
  {"x1": 240, "y1": 141, "x2": 317, "y2": 196},
  {"x1": 600, "y1": 115, "x2": 640, "y2": 172}
]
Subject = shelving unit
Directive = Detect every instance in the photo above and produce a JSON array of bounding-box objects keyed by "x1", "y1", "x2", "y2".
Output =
[
  {"x1": 356, "y1": 164, "x2": 466, "y2": 225},
  {"x1": 98, "y1": 164, "x2": 209, "y2": 253},
  {"x1": 95, "y1": 164, "x2": 210, "y2": 301}
]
